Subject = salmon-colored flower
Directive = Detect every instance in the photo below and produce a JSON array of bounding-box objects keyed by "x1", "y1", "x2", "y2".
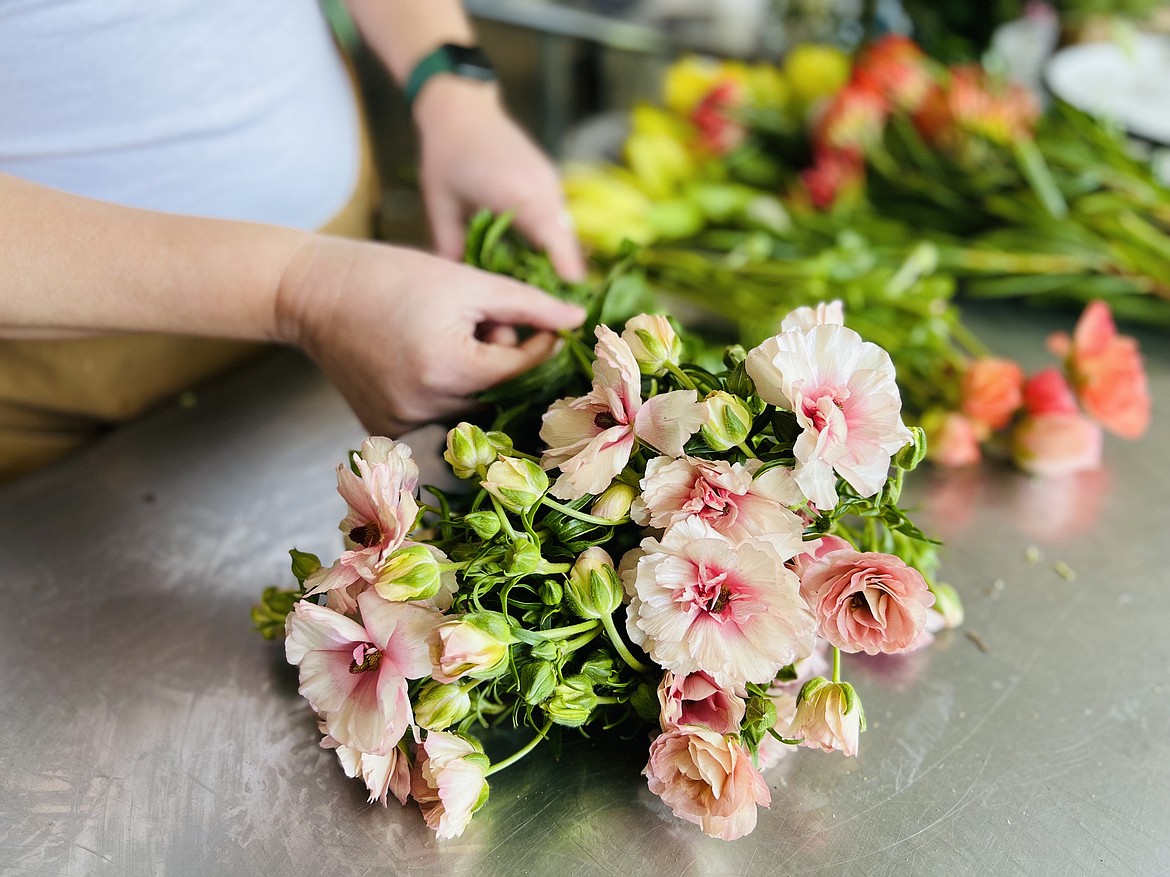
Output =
[
  {"x1": 851, "y1": 34, "x2": 934, "y2": 112},
  {"x1": 746, "y1": 323, "x2": 912, "y2": 510},
  {"x1": 960, "y1": 357, "x2": 1024, "y2": 431},
  {"x1": 1022, "y1": 367, "x2": 1079, "y2": 416},
  {"x1": 411, "y1": 731, "x2": 491, "y2": 839},
  {"x1": 540, "y1": 325, "x2": 705, "y2": 500},
  {"x1": 922, "y1": 410, "x2": 982, "y2": 468},
  {"x1": 786, "y1": 533, "x2": 854, "y2": 582},
  {"x1": 799, "y1": 549, "x2": 935, "y2": 655},
  {"x1": 632, "y1": 455, "x2": 805, "y2": 547},
  {"x1": 1048, "y1": 300, "x2": 1150, "y2": 439},
  {"x1": 285, "y1": 591, "x2": 440, "y2": 755},
  {"x1": 657, "y1": 670, "x2": 746, "y2": 735},
  {"x1": 800, "y1": 149, "x2": 866, "y2": 210},
  {"x1": 1012, "y1": 413, "x2": 1103, "y2": 477},
  {"x1": 814, "y1": 81, "x2": 889, "y2": 155},
  {"x1": 625, "y1": 517, "x2": 815, "y2": 687},
  {"x1": 644, "y1": 726, "x2": 770, "y2": 841},
  {"x1": 691, "y1": 80, "x2": 747, "y2": 156},
  {"x1": 915, "y1": 65, "x2": 1039, "y2": 149}
]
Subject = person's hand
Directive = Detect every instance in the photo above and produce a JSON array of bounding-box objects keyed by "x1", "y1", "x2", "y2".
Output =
[
  {"x1": 414, "y1": 78, "x2": 586, "y2": 281},
  {"x1": 274, "y1": 236, "x2": 585, "y2": 436}
]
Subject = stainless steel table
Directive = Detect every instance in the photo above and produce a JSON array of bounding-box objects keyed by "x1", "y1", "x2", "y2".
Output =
[{"x1": 2, "y1": 305, "x2": 1168, "y2": 876}]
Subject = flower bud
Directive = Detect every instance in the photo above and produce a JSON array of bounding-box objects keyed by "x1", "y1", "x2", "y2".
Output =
[
  {"x1": 930, "y1": 582, "x2": 964, "y2": 629},
  {"x1": 621, "y1": 314, "x2": 683, "y2": 377},
  {"x1": 579, "y1": 650, "x2": 617, "y2": 685},
  {"x1": 893, "y1": 425, "x2": 928, "y2": 471},
  {"x1": 539, "y1": 577, "x2": 563, "y2": 606},
  {"x1": 630, "y1": 681, "x2": 660, "y2": 722},
  {"x1": 506, "y1": 536, "x2": 543, "y2": 577},
  {"x1": 482, "y1": 456, "x2": 548, "y2": 513},
  {"x1": 289, "y1": 548, "x2": 322, "y2": 586},
  {"x1": 722, "y1": 344, "x2": 748, "y2": 369},
  {"x1": 444, "y1": 422, "x2": 498, "y2": 479},
  {"x1": 546, "y1": 674, "x2": 599, "y2": 727},
  {"x1": 520, "y1": 660, "x2": 559, "y2": 706},
  {"x1": 725, "y1": 362, "x2": 756, "y2": 400},
  {"x1": 530, "y1": 639, "x2": 560, "y2": 662},
  {"x1": 463, "y1": 510, "x2": 501, "y2": 540},
  {"x1": 565, "y1": 547, "x2": 623, "y2": 620},
  {"x1": 788, "y1": 677, "x2": 864, "y2": 757},
  {"x1": 701, "y1": 390, "x2": 752, "y2": 451},
  {"x1": 373, "y1": 544, "x2": 442, "y2": 602},
  {"x1": 432, "y1": 611, "x2": 516, "y2": 683},
  {"x1": 589, "y1": 482, "x2": 636, "y2": 521},
  {"x1": 414, "y1": 680, "x2": 472, "y2": 730}
]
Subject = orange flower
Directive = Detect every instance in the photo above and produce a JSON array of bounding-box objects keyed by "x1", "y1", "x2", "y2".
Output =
[
  {"x1": 851, "y1": 34, "x2": 934, "y2": 112},
  {"x1": 914, "y1": 65, "x2": 1039, "y2": 149},
  {"x1": 813, "y1": 81, "x2": 889, "y2": 155},
  {"x1": 960, "y1": 356, "x2": 1024, "y2": 431}
]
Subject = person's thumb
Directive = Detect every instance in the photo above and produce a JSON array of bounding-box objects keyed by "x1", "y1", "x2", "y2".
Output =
[
  {"x1": 480, "y1": 277, "x2": 586, "y2": 332},
  {"x1": 468, "y1": 331, "x2": 562, "y2": 388}
]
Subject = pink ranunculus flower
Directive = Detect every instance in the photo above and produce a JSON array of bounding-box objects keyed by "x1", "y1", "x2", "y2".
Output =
[
  {"x1": 780, "y1": 300, "x2": 844, "y2": 333},
  {"x1": 285, "y1": 590, "x2": 440, "y2": 755},
  {"x1": 786, "y1": 534, "x2": 854, "y2": 582},
  {"x1": 1022, "y1": 367, "x2": 1078, "y2": 416},
  {"x1": 788, "y1": 678, "x2": 863, "y2": 757},
  {"x1": 305, "y1": 438, "x2": 421, "y2": 600},
  {"x1": 626, "y1": 517, "x2": 815, "y2": 687},
  {"x1": 631, "y1": 455, "x2": 805, "y2": 547},
  {"x1": 657, "y1": 671, "x2": 746, "y2": 735},
  {"x1": 800, "y1": 549, "x2": 935, "y2": 655},
  {"x1": 922, "y1": 409, "x2": 982, "y2": 468},
  {"x1": 321, "y1": 726, "x2": 412, "y2": 806},
  {"x1": 1012, "y1": 412, "x2": 1103, "y2": 477},
  {"x1": 1048, "y1": 299, "x2": 1150, "y2": 439},
  {"x1": 540, "y1": 325, "x2": 706, "y2": 500},
  {"x1": 644, "y1": 726, "x2": 770, "y2": 841},
  {"x1": 960, "y1": 357, "x2": 1024, "y2": 431},
  {"x1": 746, "y1": 323, "x2": 912, "y2": 510},
  {"x1": 410, "y1": 731, "x2": 491, "y2": 839}
]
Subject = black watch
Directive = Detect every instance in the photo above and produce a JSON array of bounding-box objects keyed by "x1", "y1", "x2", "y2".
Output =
[{"x1": 404, "y1": 43, "x2": 497, "y2": 108}]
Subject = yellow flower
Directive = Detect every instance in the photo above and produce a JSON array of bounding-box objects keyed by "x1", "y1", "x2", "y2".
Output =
[
  {"x1": 624, "y1": 130, "x2": 696, "y2": 198},
  {"x1": 664, "y1": 55, "x2": 749, "y2": 116},
  {"x1": 745, "y1": 62, "x2": 789, "y2": 109},
  {"x1": 563, "y1": 165, "x2": 655, "y2": 254},
  {"x1": 782, "y1": 44, "x2": 851, "y2": 105}
]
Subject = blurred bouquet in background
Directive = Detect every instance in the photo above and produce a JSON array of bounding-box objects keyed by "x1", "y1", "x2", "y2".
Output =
[
  {"x1": 562, "y1": 36, "x2": 1155, "y2": 474},
  {"x1": 255, "y1": 259, "x2": 965, "y2": 841}
]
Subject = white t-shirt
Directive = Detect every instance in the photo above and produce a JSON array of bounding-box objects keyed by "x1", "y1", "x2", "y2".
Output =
[{"x1": 0, "y1": 0, "x2": 362, "y2": 230}]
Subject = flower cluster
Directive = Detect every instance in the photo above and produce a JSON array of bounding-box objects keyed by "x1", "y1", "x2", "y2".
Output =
[
  {"x1": 923, "y1": 299, "x2": 1150, "y2": 475},
  {"x1": 257, "y1": 303, "x2": 959, "y2": 842}
]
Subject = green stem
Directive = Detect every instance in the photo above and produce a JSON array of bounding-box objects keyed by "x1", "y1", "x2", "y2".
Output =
[
  {"x1": 539, "y1": 496, "x2": 628, "y2": 527},
  {"x1": 600, "y1": 613, "x2": 653, "y2": 674},
  {"x1": 436, "y1": 561, "x2": 471, "y2": 572},
  {"x1": 489, "y1": 496, "x2": 518, "y2": 539},
  {"x1": 664, "y1": 361, "x2": 698, "y2": 391},
  {"x1": 485, "y1": 720, "x2": 553, "y2": 777},
  {"x1": 832, "y1": 647, "x2": 841, "y2": 684},
  {"x1": 594, "y1": 696, "x2": 624, "y2": 706},
  {"x1": 737, "y1": 441, "x2": 758, "y2": 460},
  {"x1": 532, "y1": 619, "x2": 601, "y2": 641},
  {"x1": 562, "y1": 628, "x2": 602, "y2": 653}
]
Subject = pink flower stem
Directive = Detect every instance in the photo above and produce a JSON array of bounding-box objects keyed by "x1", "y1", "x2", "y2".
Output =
[
  {"x1": 599, "y1": 612, "x2": 653, "y2": 674},
  {"x1": 485, "y1": 719, "x2": 553, "y2": 777}
]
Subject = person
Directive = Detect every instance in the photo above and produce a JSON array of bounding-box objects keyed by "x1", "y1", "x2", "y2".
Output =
[{"x1": 0, "y1": 0, "x2": 586, "y2": 482}]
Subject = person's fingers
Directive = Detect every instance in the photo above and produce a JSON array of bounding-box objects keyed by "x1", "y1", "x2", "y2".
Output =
[
  {"x1": 479, "y1": 276, "x2": 586, "y2": 332},
  {"x1": 512, "y1": 199, "x2": 587, "y2": 282},
  {"x1": 425, "y1": 187, "x2": 466, "y2": 262},
  {"x1": 479, "y1": 323, "x2": 520, "y2": 346},
  {"x1": 466, "y1": 330, "x2": 562, "y2": 388}
]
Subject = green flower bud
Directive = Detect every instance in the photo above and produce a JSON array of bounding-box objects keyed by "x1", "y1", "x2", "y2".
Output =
[
  {"x1": 539, "y1": 577, "x2": 563, "y2": 606},
  {"x1": 444, "y1": 422, "x2": 498, "y2": 479},
  {"x1": 530, "y1": 639, "x2": 560, "y2": 662},
  {"x1": 578, "y1": 650, "x2": 616, "y2": 685},
  {"x1": 433, "y1": 611, "x2": 516, "y2": 682},
  {"x1": 725, "y1": 362, "x2": 757, "y2": 400},
  {"x1": 629, "y1": 681, "x2": 660, "y2": 722},
  {"x1": 930, "y1": 582, "x2": 964, "y2": 629},
  {"x1": 565, "y1": 547, "x2": 623, "y2": 620},
  {"x1": 520, "y1": 660, "x2": 559, "y2": 705},
  {"x1": 701, "y1": 390, "x2": 752, "y2": 451},
  {"x1": 589, "y1": 482, "x2": 636, "y2": 521},
  {"x1": 463, "y1": 510, "x2": 501, "y2": 540},
  {"x1": 413, "y1": 680, "x2": 472, "y2": 730},
  {"x1": 722, "y1": 344, "x2": 748, "y2": 369},
  {"x1": 373, "y1": 544, "x2": 442, "y2": 602},
  {"x1": 546, "y1": 674, "x2": 599, "y2": 727},
  {"x1": 506, "y1": 536, "x2": 543, "y2": 577},
  {"x1": 482, "y1": 456, "x2": 549, "y2": 513},
  {"x1": 621, "y1": 314, "x2": 683, "y2": 377},
  {"x1": 893, "y1": 426, "x2": 928, "y2": 471},
  {"x1": 289, "y1": 549, "x2": 321, "y2": 586}
]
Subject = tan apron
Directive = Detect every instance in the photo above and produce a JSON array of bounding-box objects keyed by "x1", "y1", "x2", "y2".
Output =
[{"x1": 0, "y1": 132, "x2": 381, "y2": 483}]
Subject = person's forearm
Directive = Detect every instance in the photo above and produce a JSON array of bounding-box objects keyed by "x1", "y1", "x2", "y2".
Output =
[
  {"x1": 0, "y1": 174, "x2": 309, "y2": 341},
  {"x1": 343, "y1": 0, "x2": 476, "y2": 85}
]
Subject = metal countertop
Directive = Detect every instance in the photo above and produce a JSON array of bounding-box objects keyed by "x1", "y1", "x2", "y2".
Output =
[{"x1": 1, "y1": 305, "x2": 1168, "y2": 876}]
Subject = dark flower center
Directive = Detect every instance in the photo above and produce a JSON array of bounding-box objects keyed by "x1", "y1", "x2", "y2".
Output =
[
  {"x1": 349, "y1": 520, "x2": 383, "y2": 548},
  {"x1": 349, "y1": 644, "x2": 383, "y2": 674},
  {"x1": 594, "y1": 411, "x2": 620, "y2": 430}
]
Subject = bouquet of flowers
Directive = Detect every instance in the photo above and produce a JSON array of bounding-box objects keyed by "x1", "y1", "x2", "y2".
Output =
[{"x1": 254, "y1": 293, "x2": 965, "y2": 841}]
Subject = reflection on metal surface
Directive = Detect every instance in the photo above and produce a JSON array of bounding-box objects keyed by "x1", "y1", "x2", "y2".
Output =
[{"x1": 2, "y1": 302, "x2": 1169, "y2": 875}]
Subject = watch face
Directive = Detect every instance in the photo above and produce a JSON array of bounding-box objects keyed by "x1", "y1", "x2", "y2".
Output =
[{"x1": 446, "y1": 44, "x2": 497, "y2": 82}]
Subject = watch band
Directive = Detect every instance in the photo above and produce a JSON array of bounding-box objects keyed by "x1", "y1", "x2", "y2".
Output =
[{"x1": 404, "y1": 43, "x2": 497, "y2": 109}]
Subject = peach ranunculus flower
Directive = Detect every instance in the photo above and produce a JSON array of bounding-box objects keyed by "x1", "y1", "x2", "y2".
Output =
[
  {"x1": 787, "y1": 678, "x2": 863, "y2": 757},
  {"x1": 922, "y1": 409, "x2": 982, "y2": 468},
  {"x1": 631, "y1": 455, "x2": 805, "y2": 546},
  {"x1": 285, "y1": 590, "x2": 441, "y2": 755},
  {"x1": 799, "y1": 549, "x2": 935, "y2": 655},
  {"x1": 410, "y1": 731, "x2": 491, "y2": 839},
  {"x1": 960, "y1": 357, "x2": 1024, "y2": 432},
  {"x1": 644, "y1": 725, "x2": 770, "y2": 841},
  {"x1": 540, "y1": 324, "x2": 706, "y2": 500},
  {"x1": 625, "y1": 517, "x2": 816, "y2": 687},
  {"x1": 1048, "y1": 299, "x2": 1150, "y2": 439},
  {"x1": 657, "y1": 670, "x2": 746, "y2": 735},
  {"x1": 746, "y1": 321, "x2": 913, "y2": 510},
  {"x1": 304, "y1": 437, "x2": 421, "y2": 605},
  {"x1": 321, "y1": 726, "x2": 412, "y2": 807},
  {"x1": 1022, "y1": 367, "x2": 1079, "y2": 416},
  {"x1": 1011, "y1": 412, "x2": 1103, "y2": 477},
  {"x1": 786, "y1": 533, "x2": 854, "y2": 582}
]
